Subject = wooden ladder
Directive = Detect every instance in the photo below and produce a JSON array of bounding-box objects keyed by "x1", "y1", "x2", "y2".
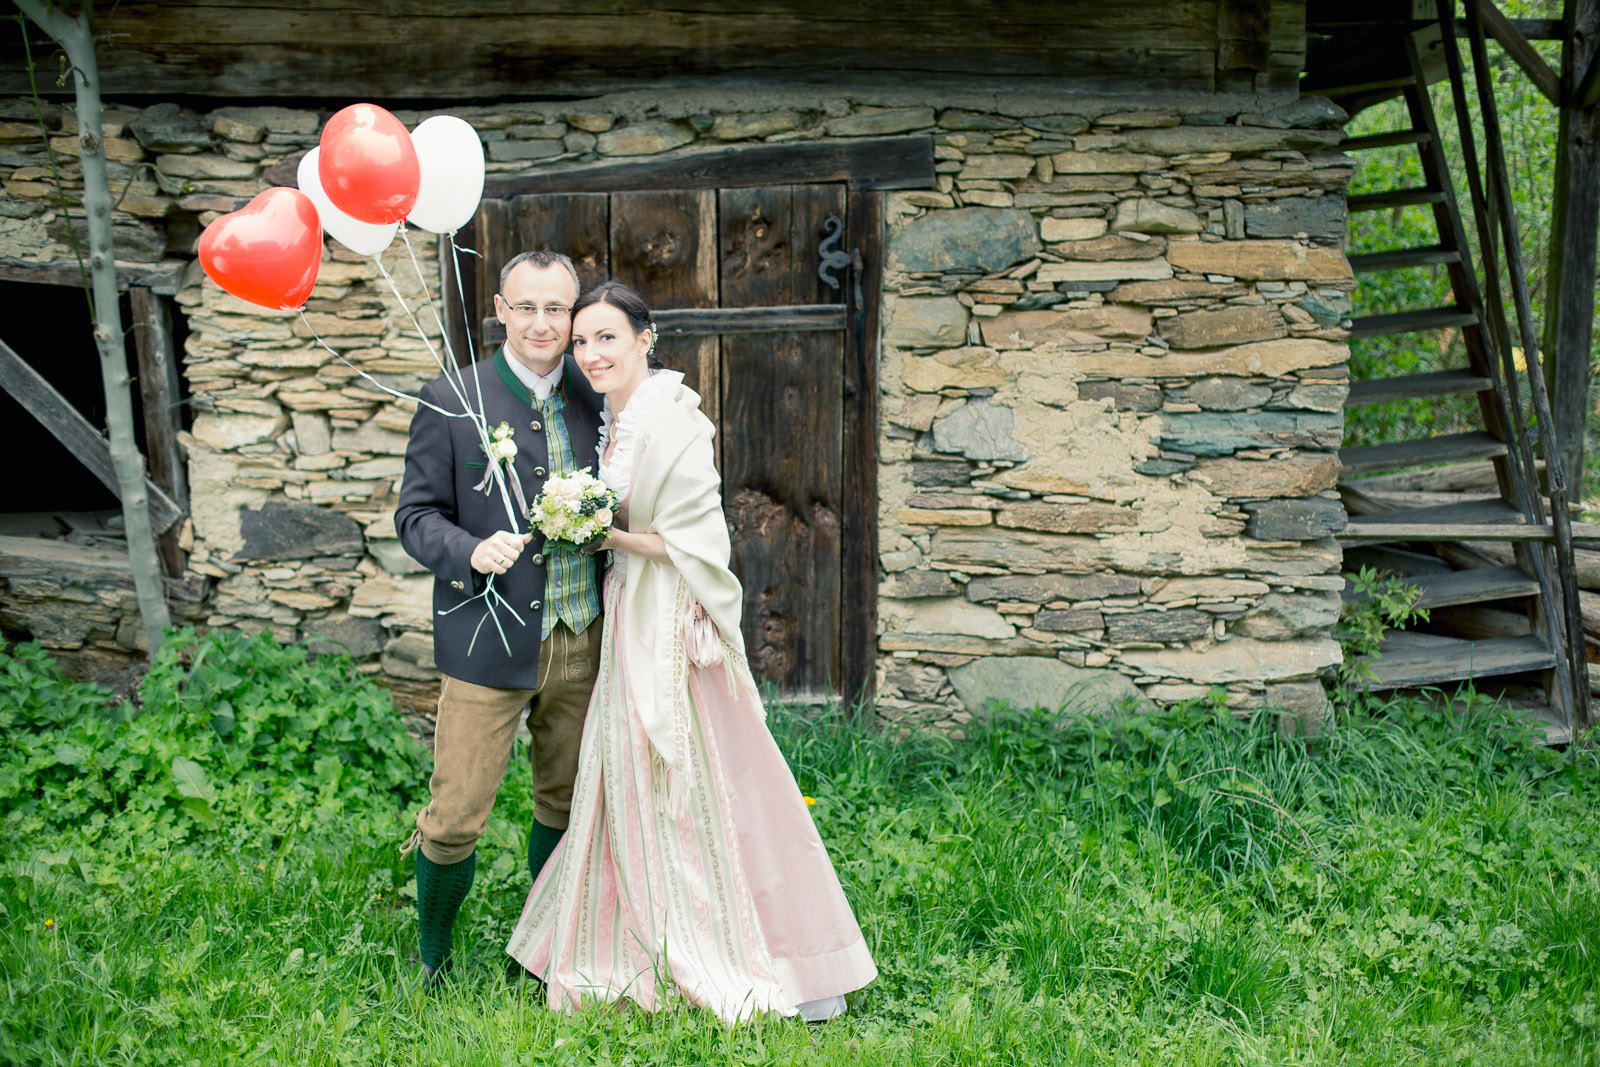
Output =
[{"x1": 1334, "y1": 32, "x2": 1588, "y2": 744}]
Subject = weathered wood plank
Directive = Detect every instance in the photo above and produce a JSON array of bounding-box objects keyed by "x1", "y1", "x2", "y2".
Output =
[
  {"x1": 0, "y1": 336, "x2": 182, "y2": 534},
  {"x1": 841, "y1": 187, "x2": 883, "y2": 707},
  {"x1": 719, "y1": 183, "x2": 845, "y2": 693},
  {"x1": 1543, "y1": 0, "x2": 1600, "y2": 493},
  {"x1": 484, "y1": 138, "x2": 936, "y2": 197},
  {"x1": 609, "y1": 190, "x2": 719, "y2": 425},
  {"x1": 512, "y1": 193, "x2": 609, "y2": 292},
  {"x1": 0, "y1": 257, "x2": 181, "y2": 294},
  {"x1": 1400, "y1": 565, "x2": 1541, "y2": 610},
  {"x1": 1358, "y1": 633, "x2": 1555, "y2": 689},
  {"x1": 657, "y1": 305, "x2": 846, "y2": 335},
  {"x1": 1340, "y1": 430, "x2": 1508, "y2": 475},
  {"x1": 471, "y1": 197, "x2": 514, "y2": 358},
  {"x1": 129, "y1": 288, "x2": 187, "y2": 577},
  {"x1": 1345, "y1": 368, "x2": 1491, "y2": 407},
  {"x1": 4, "y1": 3, "x2": 1225, "y2": 98},
  {"x1": 481, "y1": 304, "x2": 846, "y2": 345}
]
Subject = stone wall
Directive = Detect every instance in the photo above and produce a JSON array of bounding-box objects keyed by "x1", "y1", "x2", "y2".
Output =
[{"x1": 0, "y1": 88, "x2": 1353, "y2": 721}]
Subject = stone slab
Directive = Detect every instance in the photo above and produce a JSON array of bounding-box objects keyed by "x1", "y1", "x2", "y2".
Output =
[
  {"x1": 1167, "y1": 240, "x2": 1351, "y2": 282},
  {"x1": 1158, "y1": 411, "x2": 1343, "y2": 455},
  {"x1": 966, "y1": 572, "x2": 1141, "y2": 602},
  {"x1": 1243, "y1": 498, "x2": 1348, "y2": 540},
  {"x1": 948, "y1": 656, "x2": 1146, "y2": 714},
  {"x1": 890, "y1": 207, "x2": 1042, "y2": 274},
  {"x1": 236, "y1": 499, "x2": 365, "y2": 561},
  {"x1": 1158, "y1": 305, "x2": 1287, "y2": 349}
]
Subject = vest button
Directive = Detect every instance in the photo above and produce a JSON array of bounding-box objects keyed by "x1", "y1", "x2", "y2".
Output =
[
  {"x1": 534, "y1": 466, "x2": 547, "y2": 477},
  {"x1": 529, "y1": 420, "x2": 542, "y2": 431}
]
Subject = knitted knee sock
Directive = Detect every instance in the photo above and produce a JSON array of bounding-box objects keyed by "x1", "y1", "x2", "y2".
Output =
[
  {"x1": 416, "y1": 849, "x2": 476, "y2": 973},
  {"x1": 527, "y1": 818, "x2": 565, "y2": 885}
]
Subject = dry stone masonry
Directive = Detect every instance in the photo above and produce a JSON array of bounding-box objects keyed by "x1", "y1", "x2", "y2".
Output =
[{"x1": 0, "y1": 89, "x2": 1354, "y2": 724}]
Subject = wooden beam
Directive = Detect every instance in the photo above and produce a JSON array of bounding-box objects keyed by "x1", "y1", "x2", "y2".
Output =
[
  {"x1": 481, "y1": 304, "x2": 847, "y2": 345},
  {"x1": 1579, "y1": 48, "x2": 1600, "y2": 108},
  {"x1": 1544, "y1": 0, "x2": 1600, "y2": 493},
  {"x1": 0, "y1": 335, "x2": 183, "y2": 534},
  {"x1": 129, "y1": 288, "x2": 188, "y2": 577},
  {"x1": 1477, "y1": 0, "x2": 1563, "y2": 104},
  {"x1": 840, "y1": 188, "x2": 882, "y2": 711},
  {"x1": 1, "y1": 2, "x2": 1224, "y2": 99},
  {"x1": 0, "y1": 257, "x2": 182, "y2": 294},
  {"x1": 481, "y1": 137, "x2": 936, "y2": 197}
]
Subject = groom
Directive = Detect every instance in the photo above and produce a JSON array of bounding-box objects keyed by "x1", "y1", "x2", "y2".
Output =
[{"x1": 395, "y1": 249, "x2": 605, "y2": 982}]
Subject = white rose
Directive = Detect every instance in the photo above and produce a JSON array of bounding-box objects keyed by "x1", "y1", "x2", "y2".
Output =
[
  {"x1": 594, "y1": 506, "x2": 613, "y2": 526},
  {"x1": 493, "y1": 438, "x2": 518, "y2": 460}
]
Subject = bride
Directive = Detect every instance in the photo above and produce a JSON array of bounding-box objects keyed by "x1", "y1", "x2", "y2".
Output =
[{"x1": 505, "y1": 281, "x2": 876, "y2": 1022}]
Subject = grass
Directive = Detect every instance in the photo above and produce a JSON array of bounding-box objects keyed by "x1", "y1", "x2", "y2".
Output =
[{"x1": 2, "y1": 647, "x2": 1599, "y2": 1065}]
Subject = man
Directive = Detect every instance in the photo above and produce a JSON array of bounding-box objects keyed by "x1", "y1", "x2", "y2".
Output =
[{"x1": 395, "y1": 249, "x2": 605, "y2": 983}]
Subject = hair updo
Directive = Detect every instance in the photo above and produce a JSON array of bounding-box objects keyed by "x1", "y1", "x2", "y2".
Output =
[{"x1": 571, "y1": 280, "x2": 663, "y2": 370}]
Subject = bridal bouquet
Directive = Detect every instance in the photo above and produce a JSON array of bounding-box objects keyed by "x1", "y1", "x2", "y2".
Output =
[{"x1": 529, "y1": 468, "x2": 618, "y2": 551}]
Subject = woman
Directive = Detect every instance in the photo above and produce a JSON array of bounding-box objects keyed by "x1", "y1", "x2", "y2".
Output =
[{"x1": 505, "y1": 282, "x2": 876, "y2": 1023}]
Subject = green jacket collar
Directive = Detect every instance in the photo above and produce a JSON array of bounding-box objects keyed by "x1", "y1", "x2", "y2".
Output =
[{"x1": 493, "y1": 346, "x2": 530, "y2": 405}]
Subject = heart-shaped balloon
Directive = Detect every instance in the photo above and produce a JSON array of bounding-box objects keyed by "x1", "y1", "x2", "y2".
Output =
[
  {"x1": 319, "y1": 103, "x2": 421, "y2": 225},
  {"x1": 298, "y1": 147, "x2": 397, "y2": 257},
  {"x1": 198, "y1": 187, "x2": 323, "y2": 310}
]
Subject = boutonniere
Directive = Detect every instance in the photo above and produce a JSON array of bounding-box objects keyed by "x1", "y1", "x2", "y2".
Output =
[
  {"x1": 475, "y1": 423, "x2": 527, "y2": 521},
  {"x1": 488, "y1": 421, "x2": 518, "y2": 462}
]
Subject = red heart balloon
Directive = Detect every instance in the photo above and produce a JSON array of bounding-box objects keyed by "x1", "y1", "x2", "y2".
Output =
[
  {"x1": 319, "y1": 103, "x2": 421, "y2": 225},
  {"x1": 198, "y1": 187, "x2": 323, "y2": 311}
]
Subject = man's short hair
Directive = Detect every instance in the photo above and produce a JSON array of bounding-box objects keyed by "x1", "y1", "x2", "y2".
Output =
[{"x1": 499, "y1": 250, "x2": 581, "y2": 298}]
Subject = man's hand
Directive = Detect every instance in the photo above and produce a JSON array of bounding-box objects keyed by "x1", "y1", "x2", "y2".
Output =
[{"x1": 471, "y1": 530, "x2": 533, "y2": 576}]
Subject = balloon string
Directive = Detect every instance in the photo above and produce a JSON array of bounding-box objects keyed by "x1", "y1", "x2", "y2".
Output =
[
  {"x1": 367, "y1": 237, "x2": 521, "y2": 531},
  {"x1": 295, "y1": 305, "x2": 525, "y2": 657}
]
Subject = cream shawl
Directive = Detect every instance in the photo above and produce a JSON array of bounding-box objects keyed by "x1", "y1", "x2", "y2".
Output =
[{"x1": 616, "y1": 372, "x2": 759, "y2": 778}]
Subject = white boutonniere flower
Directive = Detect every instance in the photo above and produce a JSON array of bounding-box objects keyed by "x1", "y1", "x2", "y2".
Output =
[{"x1": 488, "y1": 420, "x2": 518, "y2": 461}]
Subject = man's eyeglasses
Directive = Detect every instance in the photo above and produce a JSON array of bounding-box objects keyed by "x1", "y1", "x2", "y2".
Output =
[{"x1": 500, "y1": 297, "x2": 572, "y2": 320}]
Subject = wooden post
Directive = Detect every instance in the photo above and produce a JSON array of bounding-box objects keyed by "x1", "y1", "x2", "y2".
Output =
[
  {"x1": 1544, "y1": 0, "x2": 1600, "y2": 495},
  {"x1": 841, "y1": 188, "x2": 882, "y2": 712},
  {"x1": 15, "y1": 1, "x2": 171, "y2": 650},
  {"x1": 129, "y1": 287, "x2": 187, "y2": 577}
]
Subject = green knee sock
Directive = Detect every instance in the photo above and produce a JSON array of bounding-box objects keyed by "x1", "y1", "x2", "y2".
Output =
[
  {"x1": 527, "y1": 819, "x2": 565, "y2": 884},
  {"x1": 415, "y1": 849, "x2": 476, "y2": 972}
]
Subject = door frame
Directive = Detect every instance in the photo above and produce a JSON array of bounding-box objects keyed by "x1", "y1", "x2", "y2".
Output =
[{"x1": 444, "y1": 134, "x2": 933, "y2": 705}]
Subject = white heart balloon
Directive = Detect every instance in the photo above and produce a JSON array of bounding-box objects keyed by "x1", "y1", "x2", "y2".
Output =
[
  {"x1": 296, "y1": 147, "x2": 397, "y2": 257},
  {"x1": 407, "y1": 115, "x2": 486, "y2": 235}
]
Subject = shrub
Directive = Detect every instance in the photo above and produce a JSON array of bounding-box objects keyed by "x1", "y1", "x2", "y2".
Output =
[{"x1": 0, "y1": 628, "x2": 426, "y2": 853}]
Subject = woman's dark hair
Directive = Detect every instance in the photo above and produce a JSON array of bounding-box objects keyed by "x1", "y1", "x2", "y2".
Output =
[{"x1": 572, "y1": 280, "x2": 663, "y2": 370}]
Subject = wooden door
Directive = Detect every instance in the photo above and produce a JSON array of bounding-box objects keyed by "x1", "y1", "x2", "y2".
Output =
[{"x1": 460, "y1": 186, "x2": 860, "y2": 699}]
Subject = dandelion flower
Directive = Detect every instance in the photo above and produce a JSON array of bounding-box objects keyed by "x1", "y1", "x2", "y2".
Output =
[{"x1": 803, "y1": 796, "x2": 816, "y2": 807}]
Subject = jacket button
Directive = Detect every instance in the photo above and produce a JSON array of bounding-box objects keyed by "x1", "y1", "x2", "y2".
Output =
[
  {"x1": 450, "y1": 580, "x2": 464, "y2": 591},
  {"x1": 529, "y1": 420, "x2": 542, "y2": 431},
  {"x1": 532, "y1": 553, "x2": 545, "y2": 565},
  {"x1": 530, "y1": 599, "x2": 542, "y2": 611},
  {"x1": 534, "y1": 466, "x2": 547, "y2": 477}
]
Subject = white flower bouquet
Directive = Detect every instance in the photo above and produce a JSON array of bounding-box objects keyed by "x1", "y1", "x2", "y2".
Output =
[{"x1": 529, "y1": 467, "x2": 618, "y2": 551}]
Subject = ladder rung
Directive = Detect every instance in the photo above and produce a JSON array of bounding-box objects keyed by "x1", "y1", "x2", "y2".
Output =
[
  {"x1": 1405, "y1": 565, "x2": 1542, "y2": 609},
  {"x1": 1348, "y1": 307, "x2": 1479, "y2": 338},
  {"x1": 1356, "y1": 634, "x2": 1556, "y2": 690},
  {"x1": 1349, "y1": 246, "x2": 1462, "y2": 273},
  {"x1": 1342, "y1": 129, "x2": 1433, "y2": 151},
  {"x1": 1348, "y1": 188, "x2": 1448, "y2": 211},
  {"x1": 1340, "y1": 431, "x2": 1507, "y2": 475},
  {"x1": 1345, "y1": 368, "x2": 1493, "y2": 407}
]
